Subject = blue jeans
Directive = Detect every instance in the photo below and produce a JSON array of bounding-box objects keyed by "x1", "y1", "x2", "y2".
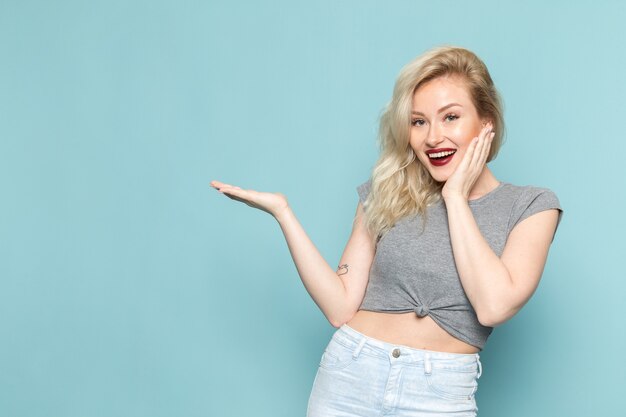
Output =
[{"x1": 307, "y1": 324, "x2": 483, "y2": 416}]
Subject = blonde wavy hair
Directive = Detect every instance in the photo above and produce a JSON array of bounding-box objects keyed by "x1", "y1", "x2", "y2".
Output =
[{"x1": 361, "y1": 45, "x2": 506, "y2": 242}]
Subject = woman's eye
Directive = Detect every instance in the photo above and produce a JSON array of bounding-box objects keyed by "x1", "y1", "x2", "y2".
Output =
[
  {"x1": 411, "y1": 119, "x2": 425, "y2": 126},
  {"x1": 445, "y1": 113, "x2": 459, "y2": 122}
]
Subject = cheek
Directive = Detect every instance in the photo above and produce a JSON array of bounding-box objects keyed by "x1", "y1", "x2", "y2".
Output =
[
  {"x1": 449, "y1": 126, "x2": 480, "y2": 148},
  {"x1": 449, "y1": 124, "x2": 465, "y2": 136},
  {"x1": 448, "y1": 120, "x2": 475, "y2": 137},
  {"x1": 410, "y1": 130, "x2": 427, "y2": 147}
]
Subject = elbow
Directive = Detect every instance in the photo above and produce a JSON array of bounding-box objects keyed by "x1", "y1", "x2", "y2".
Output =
[
  {"x1": 477, "y1": 306, "x2": 514, "y2": 328},
  {"x1": 328, "y1": 315, "x2": 347, "y2": 328},
  {"x1": 328, "y1": 310, "x2": 357, "y2": 329},
  {"x1": 476, "y1": 303, "x2": 504, "y2": 327},
  {"x1": 329, "y1": 318, "x2": 344, "y2": 329},
  {"x1": 477, "y1": 313, "x2": 500, "y2": 328}
]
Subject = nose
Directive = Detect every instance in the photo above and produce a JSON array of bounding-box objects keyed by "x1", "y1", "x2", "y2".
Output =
[{"x1": 425, "y1": 123, "x2": 444, "y2": 148}]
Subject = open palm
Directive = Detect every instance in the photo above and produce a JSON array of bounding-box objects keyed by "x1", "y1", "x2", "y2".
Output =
[{"x1": 210, "y1": 180, "x2": 289, "y2": 217}]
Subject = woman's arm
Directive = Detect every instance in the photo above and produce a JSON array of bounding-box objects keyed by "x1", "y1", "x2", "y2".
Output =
[
  {"x1": 440, "y1": 126, "x2": 560, "y2": 327},
  {"x1": 274, "y1": 203, "x2": 375, "y2": 327},
  {"x1": 444, "y1": 195, "x2": 559, "y2": 327},
  {"x1": 210, "y1": 180, "x2": 374, "y2": 327}
]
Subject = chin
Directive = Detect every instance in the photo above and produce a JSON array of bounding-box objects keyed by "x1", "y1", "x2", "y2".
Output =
[
  {"x1": 419, "y1": 158, "x2": 455, "y2": 183},
  {"x1": 426, "y1": 170, "x2": 452, "y2": 184}
]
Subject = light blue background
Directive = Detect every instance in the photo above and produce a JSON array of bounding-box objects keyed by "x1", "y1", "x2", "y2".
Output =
[{"x1": 1, "y1": 0, "x2": 624, "y2": 416}]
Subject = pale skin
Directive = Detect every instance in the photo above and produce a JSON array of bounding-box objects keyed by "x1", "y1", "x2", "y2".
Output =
[{"x1": 211, "y1": 75, "x2": 559, "y2": 354}]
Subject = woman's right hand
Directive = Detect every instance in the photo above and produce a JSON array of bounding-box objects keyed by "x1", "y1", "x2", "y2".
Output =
[{"x1": 210, "y1": 180, "x2": 290, "y2": 218}]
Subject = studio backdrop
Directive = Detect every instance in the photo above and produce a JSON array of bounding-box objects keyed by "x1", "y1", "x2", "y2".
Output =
[{"x1": 1, "y1": 1, "x2": 624, "y2": 416}]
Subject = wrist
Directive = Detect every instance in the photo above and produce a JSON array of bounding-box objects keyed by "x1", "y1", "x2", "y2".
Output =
[
  {"x1": 442, "y1": 191, "x2": 468, "y2": 204},
  {"x1": 273, "y1": 204, "x2": 293, "y2": 223},
  {"x1": 442, "y1": 194, "x2": 470, "y2": 211}
]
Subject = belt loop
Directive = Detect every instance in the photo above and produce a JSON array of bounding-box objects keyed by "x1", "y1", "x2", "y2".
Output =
[
  {"x1": 476, "y1": 354, "x2": 482, "y2": 379},
  {"x1": 424, "y1": 352, "x2": 432, "y2": 374},
  {"x1": 353, "y1": 337, "x2": 366, "y2": 359}
]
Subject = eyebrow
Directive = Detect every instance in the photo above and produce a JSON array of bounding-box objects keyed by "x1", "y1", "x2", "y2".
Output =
[{"x1": 411, "y1": 103, "x2": 463, "y2": 116}]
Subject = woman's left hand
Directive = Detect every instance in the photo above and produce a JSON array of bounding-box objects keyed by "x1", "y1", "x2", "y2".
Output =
[{"x1": 442, "y1": 123, "x2": 495, "y2": 201}]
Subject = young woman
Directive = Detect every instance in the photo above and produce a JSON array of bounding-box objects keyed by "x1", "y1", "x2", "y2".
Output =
[{"x1": 210, "y1": 45, "x2": 563, "y2": 416}]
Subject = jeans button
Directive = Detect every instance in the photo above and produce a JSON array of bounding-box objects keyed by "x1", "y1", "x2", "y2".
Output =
[{"x1": 392, "y1": 348, "x2": 401, "y2": 358}]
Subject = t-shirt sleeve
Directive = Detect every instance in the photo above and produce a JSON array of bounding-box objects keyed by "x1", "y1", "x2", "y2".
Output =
[
  {"x1": 509, "y1": 186, "x2": 563, "y2": 241},
  {"x1": 356, "y1": 179, "x2": 372, "y2": 209}
]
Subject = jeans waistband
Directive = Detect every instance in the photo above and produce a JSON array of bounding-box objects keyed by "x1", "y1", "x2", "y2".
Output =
[{"x1": 336, "y1": 324, "x2": 482, "y2": 376}]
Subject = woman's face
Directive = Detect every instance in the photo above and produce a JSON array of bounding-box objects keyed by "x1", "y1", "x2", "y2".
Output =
[{"x1": 409, "y1": 75, "x2": 488, "y2": 182}]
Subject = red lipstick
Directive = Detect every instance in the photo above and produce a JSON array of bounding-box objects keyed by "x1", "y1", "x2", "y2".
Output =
[{"x1": 425, "y1": 148, "x2": 457, "y2": 167}]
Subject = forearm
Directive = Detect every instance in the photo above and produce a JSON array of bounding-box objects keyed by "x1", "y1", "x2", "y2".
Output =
[
  {"x1": 273, "y1": 206, "x2": 348, "y2": 326},
  {"x1": 444, "y1": 195, "x2": 513, "y2": 326}
]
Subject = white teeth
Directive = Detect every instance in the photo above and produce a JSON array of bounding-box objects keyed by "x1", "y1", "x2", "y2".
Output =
[{"x1": 428, "y1": 150, "x2": 456, "y2": 159}]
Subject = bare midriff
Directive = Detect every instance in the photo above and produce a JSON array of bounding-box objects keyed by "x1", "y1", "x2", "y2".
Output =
[{"x1": 346, "y1": 310, "x2": 480, "y2": 354}]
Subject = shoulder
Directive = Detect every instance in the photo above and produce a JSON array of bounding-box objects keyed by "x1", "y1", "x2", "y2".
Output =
[
  {"x1": 356, "y1": 178, "x2": 372, "y2": 203},
  {"x1": 504, "y1": 183, "x2": 562, "y2": 212},
  {"x1": 501, "y1": 182, "x2": 563, "y2": 237},
  {"x1": 357, "y1": 178, "x2": 372, "y2": 193},
  {"x1": 497, "y1": 182, "x2": 559, "y2": 200}
]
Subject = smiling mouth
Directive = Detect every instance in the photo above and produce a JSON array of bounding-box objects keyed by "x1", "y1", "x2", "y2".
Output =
[
  {"x1": 428, "y1": 150, "x2": 456, "y2": 159},
  {"x1": 425, "y1": 148, "x2": 457, "y2": 166}
]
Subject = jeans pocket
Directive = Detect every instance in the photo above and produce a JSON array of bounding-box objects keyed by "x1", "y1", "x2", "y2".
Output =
[
  {"x1": 425, "y1": 366, "x2": 478, "y2": 401},
  {"x1": 318, "y1": 339, "x2": 356, "y2": 371}
]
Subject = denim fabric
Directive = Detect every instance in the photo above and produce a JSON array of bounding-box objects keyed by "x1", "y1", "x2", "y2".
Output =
[{"x1": 307, "y1": 324, "x2": 483, "y2": 416}]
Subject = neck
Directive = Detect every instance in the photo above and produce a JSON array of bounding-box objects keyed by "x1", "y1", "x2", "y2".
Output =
[{"x1": 468, "y1": 167, "x2": 500, "y2": 201}]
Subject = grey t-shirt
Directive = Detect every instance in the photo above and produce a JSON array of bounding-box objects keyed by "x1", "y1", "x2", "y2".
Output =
[{"x1": 356, "y1": 179, "x2": 563, "y2": 350}]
